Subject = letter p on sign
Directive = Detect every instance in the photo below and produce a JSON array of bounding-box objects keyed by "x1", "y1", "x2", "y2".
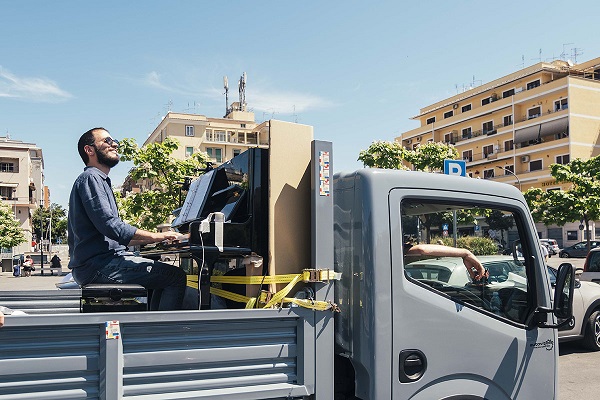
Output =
[{"x1": 444, "y1": 160, "x2": 466, "y2": 177}]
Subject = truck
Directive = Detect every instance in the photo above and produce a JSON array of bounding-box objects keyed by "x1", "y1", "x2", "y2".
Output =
[{"x1": 0, "y1": 133, "x2": 575, "y2": 399}]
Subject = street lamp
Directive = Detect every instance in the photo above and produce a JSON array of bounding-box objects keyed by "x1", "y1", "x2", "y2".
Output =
[{"x1": 496, "y1": 166, "x2": 522, "y2": 191}]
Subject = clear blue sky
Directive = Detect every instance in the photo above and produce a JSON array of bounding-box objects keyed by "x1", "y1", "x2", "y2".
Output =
[{"x1": 2, "y1": 1, "x2": 599, "y2": 208}]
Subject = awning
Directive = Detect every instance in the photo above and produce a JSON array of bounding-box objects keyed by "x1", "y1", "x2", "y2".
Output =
[
  {"x1": 0, "y1": 182, "x2": 18, "y2": 188},
  {"x1": 515, "y1": 117, "x2": 568, "y2": 143}
]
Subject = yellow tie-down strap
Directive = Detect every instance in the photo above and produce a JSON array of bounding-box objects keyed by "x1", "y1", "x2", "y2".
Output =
[
  {"x1": 209, "y1": 269, "x2": 341, "y2": 285},
  {"x1": 208, "y1": 269, "x2": 341, "y2": 311}
]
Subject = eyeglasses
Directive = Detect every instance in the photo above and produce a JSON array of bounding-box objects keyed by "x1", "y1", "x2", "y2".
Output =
[{"x1": 98, "y1": 137, "x2": 119, "y2": 147}]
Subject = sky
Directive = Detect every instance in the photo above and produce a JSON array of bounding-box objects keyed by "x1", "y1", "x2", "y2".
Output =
[{"x1": 2, "y1": 1, "x2": 600, "y2": 209}]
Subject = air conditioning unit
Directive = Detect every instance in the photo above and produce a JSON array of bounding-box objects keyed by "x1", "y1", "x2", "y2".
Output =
[{"x1": 521, "y1": 155, "x2": 530, "y2": 163}]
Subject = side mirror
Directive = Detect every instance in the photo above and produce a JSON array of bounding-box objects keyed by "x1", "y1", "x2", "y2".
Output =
[{"x1": 553, "y1": 263, "x2": 575, "y2": 320}]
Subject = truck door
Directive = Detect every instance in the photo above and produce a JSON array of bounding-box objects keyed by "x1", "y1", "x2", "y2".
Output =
[{"x1": 389, "y1": 190, "x2": 556, "y2": 400}]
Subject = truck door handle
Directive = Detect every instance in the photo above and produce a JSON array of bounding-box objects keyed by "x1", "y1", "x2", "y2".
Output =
[{"x1": 399, "y1": 350, "x2": 427, "y2": 383}]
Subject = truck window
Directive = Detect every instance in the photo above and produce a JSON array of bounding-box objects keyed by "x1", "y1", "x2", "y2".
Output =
[{"x1": 401, "y1": 201, "x2": 534, "y2": 325}]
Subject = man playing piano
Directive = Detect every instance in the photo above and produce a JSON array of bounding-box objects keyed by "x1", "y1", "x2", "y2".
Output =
[{"x1": 68, "y1": 127, "x2": 187, "y2": 310}]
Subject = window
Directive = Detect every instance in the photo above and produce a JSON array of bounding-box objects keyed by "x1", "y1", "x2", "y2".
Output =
[
  {"x1": 587, "y1": 251, "x2": 600, "y2": 272},
  {"x1": 462, "y1": 150, "x2": 473, "y2": 162},
  {"x1": 526, "y1": 80, "x2": 541, "y2": 90},
  {"x1": 482, "y1": 121, "x2": 494, "y2": 134},
  {"x1": 530, "y1": 160, "x2": 542, "y2": 171},
  {"x1": 567, "y1": 231, "x2": 578, "y2": 241},
  {"x1": 401, "y1": 200, "x2": 533, "y2": 325},
  {"x1": 185, "y1": 147, "x2": 194, "y2": 157},
  {"x1": 503, "y1": 165, "x2": 515, "y2": 174},
  {"x1": 556, "y1": 154, "x2": 570, "y2": 165},
  {"x1": 0, "y1": 186, "x2": 15, "y2": 199},
  {"x1": 503, "y1": 115, "x2": 513, "y2": 126},
  {"x1": 483, "y1": 169, "x2": 495, "y2": 179},
  {"x1": 240, "y1": 123, "x2": 246, "y2": 128},
  {"x1": 504, "y1": 140, "x2": 514, "y2": 151},
  {"x1": 444, "y1": 133, "x2": 451, "y2": 143},
  {"x1": 185, "y1": 125, "x2": 195, "y2": 137},
  {"x1": 554, "y1": 99, "x2": 568, "y2": 111},
  {"x1": 483, "y1": 144, "x2": 494, "y2": 158},
  {"x1": 482, "y1": 97, "x2": 491, "y2": 106},
  {"x1": 233, "y1": 149, "x2": 241, "y2": 157},
  {"x1": 502, "y1": 89, "x2": 515, "y2": 98},
  {"x1": 528, "y1": 106, "x2": 541, "y2": 119},
  {"x1": 206, "y1": 148, "x2": 223, "y2": 163},
  {"x1": 426, "y1": 117, "x2": 436, "y2": 125},
  {"x1": 444, "y1": 110, "x2": 453, "y2": 119},
  {"x1": 213, "y1": 130, "x2": 227, "y2": 142},
  {"x1": 462, "y1": 127, "x2": 472, "y2": 139},
  {"x1": 0, "y1": 162, "x2": 15, "y2": 173},
  {"x1": 461, "y1": 104, "x2": 472, "y2": 113}
]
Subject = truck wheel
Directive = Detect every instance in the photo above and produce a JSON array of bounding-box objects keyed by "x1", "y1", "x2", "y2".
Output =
[{"x1": 582, "y1": 310, "x2": 600, "y2": 351}]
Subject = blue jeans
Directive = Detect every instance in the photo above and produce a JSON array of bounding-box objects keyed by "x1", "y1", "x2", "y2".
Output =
[{"x1": 72, "y1": 254, "x2": 187, "y2": 311}]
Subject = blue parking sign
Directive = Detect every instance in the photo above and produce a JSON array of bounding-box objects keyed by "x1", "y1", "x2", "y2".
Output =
[{"x1": 444, "y1": 160, "x2": 466, "y2": 177}]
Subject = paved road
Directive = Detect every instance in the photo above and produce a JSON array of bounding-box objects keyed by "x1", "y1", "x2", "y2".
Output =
[{"x1": 1, "y1": 254, "x2": 597, "y2": 398}]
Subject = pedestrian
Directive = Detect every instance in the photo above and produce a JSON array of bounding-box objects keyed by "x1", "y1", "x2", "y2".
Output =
[
  {"x1": 68, "y1": 127, "x2": 187, "y2": 310},
  {"x1": 50, "y1": 254, "x2": 61, "y2": 268},
  {"x1": 22, "y1": 255, "x2": 34, "y2": 277},
  {"x1": 540, "y1": 242, "x2": 549, "y2": 263}
]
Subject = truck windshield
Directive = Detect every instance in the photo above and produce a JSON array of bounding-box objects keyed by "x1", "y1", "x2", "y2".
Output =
[{"x1": 401, "y1": 201, "x2": 534, "y2": 325}]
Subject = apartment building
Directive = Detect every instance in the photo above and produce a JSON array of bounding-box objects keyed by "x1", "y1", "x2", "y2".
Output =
[
  {"x1": 396, "y1": 57, "x2": 600, "y2": 247},
  {"x1": 122, "y1": 105, "x2": 271, "y2": 195},
  {"x1": 0, "y1": 136, "x2": 45, "y2": 265}
]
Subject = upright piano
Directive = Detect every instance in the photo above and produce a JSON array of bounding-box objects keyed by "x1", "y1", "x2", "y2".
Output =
[{"x1": 142, "y1": 148, "x2": 269, "y2": 309}]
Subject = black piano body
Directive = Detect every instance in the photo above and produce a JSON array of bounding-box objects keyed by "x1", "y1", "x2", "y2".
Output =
[{"x1": 142, "y1": 148, "x2": 269, "y2": 309}]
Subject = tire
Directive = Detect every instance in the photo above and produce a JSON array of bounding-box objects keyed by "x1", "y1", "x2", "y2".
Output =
[
  {"x1": 582, "y1": 310, "x2": 600, "y2": 351},
  {"x1": 560, "y1": 252, "x2": 569, "y2": 258}
]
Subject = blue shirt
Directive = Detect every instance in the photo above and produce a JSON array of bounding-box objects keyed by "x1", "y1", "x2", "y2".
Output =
[{"x1": 68, "y1": 166, "x2": 137, "y2": 269}]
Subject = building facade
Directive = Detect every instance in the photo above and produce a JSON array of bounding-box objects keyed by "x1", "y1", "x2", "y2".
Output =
[
  {"x1": 122, "y1": 105, "x2": 270, "y2": 195},
  {"x1": 0, "y1": 136, "x2": 45, "y2": 263},
  {"x1": 396, "y1": 57, "x2": 600, "y2": 248}
]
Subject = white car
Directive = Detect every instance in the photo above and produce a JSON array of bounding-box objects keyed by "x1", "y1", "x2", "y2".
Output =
[
  {"x1": 405, "y1": 255, "x2": 600, "y2": 350},
  {"x1": 540, "y1": 239, "x2": 560, "y2": 255}
]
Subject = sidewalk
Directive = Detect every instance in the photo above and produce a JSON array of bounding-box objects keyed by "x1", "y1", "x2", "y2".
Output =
[{"x1": 0, "y1": 266, "x2": 69, "y2": 291}]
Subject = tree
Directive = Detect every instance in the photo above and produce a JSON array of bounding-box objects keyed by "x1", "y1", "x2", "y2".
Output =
[
  {"x1": 0, "y1": 202, "x2": 26, "y2": 249},
  {"x1": 32, "y1": 203, "x2": 68, "y2": 245},
  {"x1": 524, "y1": 156, "x2": 600, "y2": 252},
  {"x1": 358, "y1": 140, "x2": 458, "y2": 172},
  {"x1": 484, "y1": 209, "x2": 514, "y2": 247},
  {"x1": 357, "y1": 141, "x2": 407, "y2": 170},
  {"x1": 403, "y1": 141, "x2": 459, "y2": 172},
  {"x1": 116, "y1": 137, "x2": 210, "y2": 230}
]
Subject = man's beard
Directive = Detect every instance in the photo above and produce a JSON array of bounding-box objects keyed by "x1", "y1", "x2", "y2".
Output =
[{"x1": 96, "y1": 147, "x2": 120, "y2": 168}]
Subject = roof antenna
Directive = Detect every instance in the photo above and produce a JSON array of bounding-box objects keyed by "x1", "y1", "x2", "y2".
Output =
[{"x1": 223, "y1": 76, "x2": 229, "y2": 117}]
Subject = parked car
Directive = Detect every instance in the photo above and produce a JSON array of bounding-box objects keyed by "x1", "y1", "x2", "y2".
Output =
[
  {"x1": 406, "y1": 254, "x2": 600, "y2": 350},
  {"x1": 540, "y1": 239, "x2": 560, "y2": 255},
  {"x1": 579, "y1": 247, "x2": 600, "y2": 283},
  {"x1": 547, "y1": 266, "x2": 600, "y2": 350},
  {"x1": 559, "y1": 241, "x2": 600, "y2": 258},
  {"x1": 405, "y1": 255, "x2": 525, "y2": 286}
]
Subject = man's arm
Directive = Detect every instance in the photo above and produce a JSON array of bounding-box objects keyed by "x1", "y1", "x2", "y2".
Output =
[
  {"x1": 127, "y1": 229, "x2": 186, "y2": 246},
  {"x1": 407, "y1": 244, "x2": 486, "y2": 280}
]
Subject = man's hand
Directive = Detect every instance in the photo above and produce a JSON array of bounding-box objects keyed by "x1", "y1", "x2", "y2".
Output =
[
  {"x1": 462, "y1": 252, "x2": 488, "y2": 281},
  {"x1": 158, "y1": 231, "x2": 188, "y2": 244}
]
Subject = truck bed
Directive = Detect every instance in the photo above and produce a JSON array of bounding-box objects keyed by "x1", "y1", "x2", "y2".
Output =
[{"x1": 0, "y1": 301, "x2": 325, "y2": 400}]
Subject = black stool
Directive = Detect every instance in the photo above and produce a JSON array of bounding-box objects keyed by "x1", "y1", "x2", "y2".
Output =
[{"x1": 80, "y1": 283, "x2": 148, "y2": 313}]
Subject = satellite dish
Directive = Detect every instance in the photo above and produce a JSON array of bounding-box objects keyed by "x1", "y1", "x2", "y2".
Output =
[{"x1": 223, "y1": 76, "x2": 229, "y2": 90}]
